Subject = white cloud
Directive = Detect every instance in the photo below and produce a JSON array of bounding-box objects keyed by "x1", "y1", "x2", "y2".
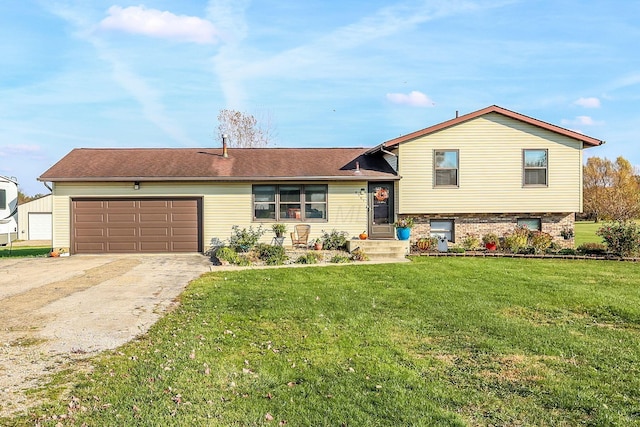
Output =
[
  {"x1": 574, "y1": 97, "x2": 600, "y2": 108},
  {"x1": 99, "y1": 5, "x2": 218, "y2": 44},
  {"x1": 386, "y1": 91, "x2": 435, "y2": 107},
  {"x1": 561, "y1": 115, "x2": 603, "y2": 127}
]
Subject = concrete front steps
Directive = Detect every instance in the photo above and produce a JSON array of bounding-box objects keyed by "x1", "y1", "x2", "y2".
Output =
[{"x1": 346, "y1": 239, "x2": 410, "y2": 261}]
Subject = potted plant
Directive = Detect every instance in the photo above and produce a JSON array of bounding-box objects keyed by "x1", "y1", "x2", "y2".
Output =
[
  {"x1": 482, "y1": 232, "x2": 499, "y2": 251},
  {"x1": 313, "y1": 238, "x2": 323, "y2": 250},
  {"x1": 272, "y1": 223, "x2": 287, "y2": 238},
  {"x1": 393, "y1": 217, "x2": 415, "y2": 241},
  {"x1": 560, "y1": 226, "x2": 574, "y2": 240}
]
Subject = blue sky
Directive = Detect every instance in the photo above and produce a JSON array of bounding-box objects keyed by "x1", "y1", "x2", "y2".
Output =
[{"x1": 1, "y1": 0, "x2": 639, "y2": 196}]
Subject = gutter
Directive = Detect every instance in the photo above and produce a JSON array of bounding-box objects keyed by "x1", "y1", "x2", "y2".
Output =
[{"x1": 37, "y1": 175, "x2": 401, "y2": 183}]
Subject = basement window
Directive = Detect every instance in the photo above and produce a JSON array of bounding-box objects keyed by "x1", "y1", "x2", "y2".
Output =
[{"x1": 430, "y1": 219, "x2": 455, "y2": 242}]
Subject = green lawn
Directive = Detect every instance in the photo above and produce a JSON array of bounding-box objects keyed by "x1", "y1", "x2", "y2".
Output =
[
  {"x1": 0, "y1": 245, "x2": 50, "y2": 258},
  {"x1": 6, "y1": 258, "x2": 640, "y2": 426},
  {"x1": 574, "y1": 221, "x2": 603, "y2": 247}
]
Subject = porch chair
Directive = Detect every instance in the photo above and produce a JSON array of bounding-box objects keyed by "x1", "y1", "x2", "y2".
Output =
[{"x1": 290, "y1": 224, "x2": 311, "y2": 248}]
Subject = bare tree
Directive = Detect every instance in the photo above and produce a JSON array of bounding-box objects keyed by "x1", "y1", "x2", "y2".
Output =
[
  {"x1": 584, "y1": 156, "x2": 640, "y2": 222},
  {"x1": 216, "y1": 109, "x2": 276, "y2": 148}
]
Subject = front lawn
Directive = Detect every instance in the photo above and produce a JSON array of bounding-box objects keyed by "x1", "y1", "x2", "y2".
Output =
[
  {"x1": 0, "y1": 246, "x2": 50, "y2": 258},
  {"x1": 8, "y1": 258, "x2": 640, "y2": 426}
]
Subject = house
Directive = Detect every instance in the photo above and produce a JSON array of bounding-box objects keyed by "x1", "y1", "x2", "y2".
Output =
[
  {"x1": 17, "y1": 194, "x2": 52, "y2": 241},
  {"x1": 38, "y1": 105, "x2": 603, "y2": 254},
  {"x1": 369, "y1": 105, "x2": 604, "y2": 243},
  {"x1": 0, "y1": 175, "x2": 18, "y2": 245}
]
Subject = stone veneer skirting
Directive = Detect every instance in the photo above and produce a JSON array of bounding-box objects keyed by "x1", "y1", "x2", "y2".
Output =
[{"x1": 399, "y1": 212, "x2": 575, "y2": 248}]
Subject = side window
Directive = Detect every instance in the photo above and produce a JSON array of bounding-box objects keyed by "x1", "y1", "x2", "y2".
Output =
[
  {"x1": 517, "y1": 218, "x2": 541, "y2": 231},
  {"x1": 434, "y1": 150, "x2": 459, "y2": 187},
  {"x1": 430, "y1": 219, "x2": 455, "y2": 242},
  {"x1": 523, "y1": 149, "x2": 547, "y2": 186},
  {"x1": 254, "y1": 185, "x2": 276, "y2": 219},
  {"x1": 0, "y1": 189, "x2": 5, "y2": 210}
]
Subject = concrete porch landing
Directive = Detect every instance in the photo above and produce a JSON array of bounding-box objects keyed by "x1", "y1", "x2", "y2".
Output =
[{"x1": 346, "y1": 239, "x2": 410, "y2": 261}]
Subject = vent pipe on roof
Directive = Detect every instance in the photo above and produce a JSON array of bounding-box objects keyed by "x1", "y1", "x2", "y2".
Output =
[
  {"x1": 455, "y1": 110, "x2": 459, "y2": 118},
  {"x1": 222, "y1": 134, "x2": 229, "y2": 158},
  {"x1": 354, "y1": 161, "x2": 362, "y2": 175}
]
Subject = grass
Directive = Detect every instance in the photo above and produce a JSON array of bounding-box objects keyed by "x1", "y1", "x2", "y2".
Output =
[
  {"x1": 0, "y1": 246, "x2": 50, "y2": 258},
  {"x1": 575, "y1": 221, "x2": 603, "y2": 247},
  {"x1": 5, "y1": 257, "x2": 640, "y2": 426}
]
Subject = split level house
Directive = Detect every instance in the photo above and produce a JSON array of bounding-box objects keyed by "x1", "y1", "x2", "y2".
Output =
[{"x1": 38, "y1": 105, "x2": 604, "y2": 254}]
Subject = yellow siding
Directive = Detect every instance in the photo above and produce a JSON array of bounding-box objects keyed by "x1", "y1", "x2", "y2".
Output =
[
  {"x1": 398, "y1": 113, "x2": 584, "y2": 214},
  {"x1": 51, "y1": 181, "x2": 368, "y2": 250}
]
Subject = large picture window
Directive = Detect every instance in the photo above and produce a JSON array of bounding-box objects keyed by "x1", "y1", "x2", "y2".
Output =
[
  {"x1": 253, "y1": 184, "x2": 327, "y2": 221},
  {"x1": 434, "y1": 150, "x2": 458, "y2": 187},
  {"x1": 523, "y1": 149, "x2": 547, "y2": 186}
]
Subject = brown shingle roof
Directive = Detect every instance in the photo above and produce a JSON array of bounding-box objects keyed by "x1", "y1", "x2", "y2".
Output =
[
  {"x1": 38, "y1": 147, "x2": 397, "y2": 182},
  {"x1": 380, "y1": 105, "x2": 605, "y2": 148}
]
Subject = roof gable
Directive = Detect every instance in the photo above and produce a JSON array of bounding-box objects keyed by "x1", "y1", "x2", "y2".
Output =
[{"x1": 382, "y1": 105, "x2": 605, "y2": 148}]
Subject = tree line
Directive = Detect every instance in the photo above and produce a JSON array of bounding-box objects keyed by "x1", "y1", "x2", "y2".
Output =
[{"x1": 583, "y1": 156, "x2": 640, "y2": 222}]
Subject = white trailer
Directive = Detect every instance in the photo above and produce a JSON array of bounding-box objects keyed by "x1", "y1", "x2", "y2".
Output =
[{"x1": 0, "y1": 175, "x2": 18, "y2": 245}]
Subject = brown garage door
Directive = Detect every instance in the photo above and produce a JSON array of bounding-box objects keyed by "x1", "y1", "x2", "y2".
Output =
[{"x1": 72, "y1": 198, "x2": 201, "y2": 254}]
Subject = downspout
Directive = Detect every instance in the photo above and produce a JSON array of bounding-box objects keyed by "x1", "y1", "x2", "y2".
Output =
[{"x1": 43, "y1": 181, "x2": 52, "y2": 192}]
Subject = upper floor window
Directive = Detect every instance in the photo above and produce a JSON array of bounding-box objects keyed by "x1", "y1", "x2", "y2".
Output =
[
  {"x1": 253, "y1": 184, "x2": 327, "y2": 221},
  {"x1": 0, "y1": 189, "x2": 5, "y2": 210},
  {"x1": 523, "y1": 149, "x2": 547, "y2": 186},
  {"x1": 434, "y1": 150, "x2": 458, "y2": 187}
]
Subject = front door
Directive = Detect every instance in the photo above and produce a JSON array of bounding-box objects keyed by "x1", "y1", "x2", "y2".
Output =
[{"x1": 368, "y1": 182, "x2": 394, "y2": 239}]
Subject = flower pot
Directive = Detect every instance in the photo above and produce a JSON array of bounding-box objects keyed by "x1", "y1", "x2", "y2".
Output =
[
  {"x1": 396, "y1": 227, "x2": 411, "y2": 241},
  {"x1": 485, "y1": 242, "x2": 497, "y2": 251},
  {"x1": 314, "y1": 242, "x2": 323, "y2": 250}
]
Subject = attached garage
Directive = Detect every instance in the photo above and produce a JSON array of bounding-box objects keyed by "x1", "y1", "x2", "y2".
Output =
[{"x1": 72, "y1": 198, "x2": 202, "y2": 254}]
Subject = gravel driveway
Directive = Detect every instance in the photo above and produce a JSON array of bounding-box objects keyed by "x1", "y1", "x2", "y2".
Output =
[{"x1": 0, "y1": 254, "x2": 212, "y2": 417}]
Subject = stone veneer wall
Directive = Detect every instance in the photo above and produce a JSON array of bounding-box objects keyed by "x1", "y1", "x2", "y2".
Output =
[{"x1": 403, "y1": 212, "x2": 575, "y2": 248}]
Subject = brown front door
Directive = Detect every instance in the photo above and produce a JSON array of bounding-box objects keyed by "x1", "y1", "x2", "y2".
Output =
[{"x1": 368, "y1": 182, "x2": 394, "y2": 239}]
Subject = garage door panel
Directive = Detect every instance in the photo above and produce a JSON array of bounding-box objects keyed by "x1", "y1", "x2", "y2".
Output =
[
  {"x1": 171, "y1": 227, "x2": 197, "y2": 236},
  {"x1": 140, "y1": 242, "x2": 170, "y2": 251},
  {"x1": 107, "y1": 227, "x2": 138, "y2": 237},
  {"x1": 140, "y1": 227, "x2": 169, "y2": 236},
  {"x1": 72, "y1": 198, "x2": 201, "y2": 254},
  {"x1": 75, "y1": 213, "x2": 105, "y2": 223},
  {"x1": 77, "y1": 201, "x2": 105, "y2": 209},
  {"x1": 139, "y1": 213, "x2": 169, "y2": 222},
  {"x1": 76, "y1": 242, "x2": 106, "y2": 252},
  {"x1": 140, "y1": 200, "x2": 170, "y2": 208},
  {"x1": 107, "y1": 242, "x2": 139, "y2": 252},
  {"x1": 107, "y1": 200, "x2": 137, "y2": 208},
  {"x1": 107, "y1": 213, "x2": 138, "y2": 222},
  {"x1": 75, "y1": 227, "x2": 105, "y2": 236}
]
